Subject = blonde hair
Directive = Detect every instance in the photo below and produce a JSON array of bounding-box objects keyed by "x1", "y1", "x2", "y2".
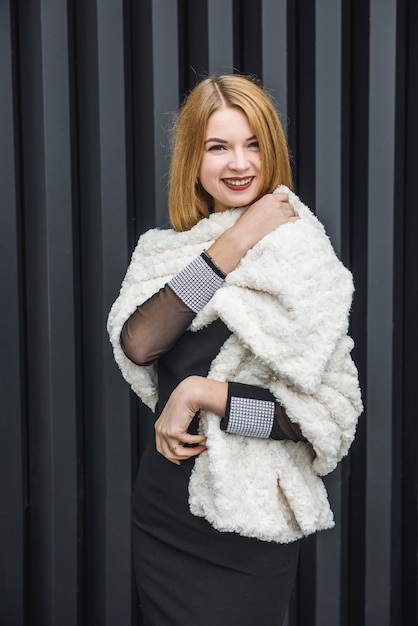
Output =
[{"x1": 168, "y1": 74, "x2": 292, "y2": 232}]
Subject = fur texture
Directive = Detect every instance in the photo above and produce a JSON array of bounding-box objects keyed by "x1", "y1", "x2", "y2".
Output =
[{"x1": 107, "y1": 187, "x2": 363, "y2": 543}]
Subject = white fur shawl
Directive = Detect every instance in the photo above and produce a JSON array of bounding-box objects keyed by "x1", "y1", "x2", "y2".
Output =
[{"x1": 107, "y1": 187, "x2": 363, "y2": 543}]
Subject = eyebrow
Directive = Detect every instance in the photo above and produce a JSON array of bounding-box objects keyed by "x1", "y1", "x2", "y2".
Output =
[{"x1": 204, "y1": 135, "x2": 257, "y2": 145}]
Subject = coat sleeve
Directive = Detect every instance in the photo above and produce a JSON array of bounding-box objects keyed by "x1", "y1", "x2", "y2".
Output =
[
  {"x1": 106, "y1": 229, "x2": 171, "y2": 410},
  {"x1": 203, "y1": 187, "x2": 363, "y2": 475},
  {"x1": 271, "y1": 334, "x2": 363, "y2": 476}
]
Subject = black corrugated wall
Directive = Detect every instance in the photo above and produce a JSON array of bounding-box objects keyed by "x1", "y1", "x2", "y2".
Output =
[{"x1": 1, "y1": 1, "x2": 417, "y2": 624}]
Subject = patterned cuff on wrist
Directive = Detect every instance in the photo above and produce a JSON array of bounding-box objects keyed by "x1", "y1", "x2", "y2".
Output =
[
  {"x1": 226, "y1": 396, "x2": 275, "y2": 439},
  {"x1": 168, "y1": 254, "x2": 224, "y2": 313}
]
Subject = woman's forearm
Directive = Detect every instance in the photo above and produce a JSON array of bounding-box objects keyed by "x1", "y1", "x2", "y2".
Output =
[
  {"x1": 180, "y1": 376, "x2": 229, "y2": 418},
  {"x1": 121, "y1": 286, "x2": 195, "y2": 365}
]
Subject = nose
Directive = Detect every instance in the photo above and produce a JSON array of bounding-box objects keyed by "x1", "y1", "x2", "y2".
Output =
[{"x1": 229, "y1": 149, "x2": 250, "y2": 171}]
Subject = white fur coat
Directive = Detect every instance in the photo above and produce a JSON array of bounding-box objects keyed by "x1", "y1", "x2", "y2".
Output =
[{"x1": 107, "y1": 186, "x2": 363, "y2": 543}]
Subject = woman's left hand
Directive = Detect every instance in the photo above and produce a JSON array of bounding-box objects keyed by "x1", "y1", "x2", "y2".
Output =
[{"x1": 154, "y1": 376, "x2": 228, "y2": 465}]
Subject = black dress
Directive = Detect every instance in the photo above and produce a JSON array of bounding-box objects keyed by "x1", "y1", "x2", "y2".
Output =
[{"x1": 132, "y1": 319, "x2": 300, "y2": 626}]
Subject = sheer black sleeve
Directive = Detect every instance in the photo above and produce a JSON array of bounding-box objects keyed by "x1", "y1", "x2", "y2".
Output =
[
  {"x1": 120, "y1": 285, "x2": 196, "y2": 365},
  {"x1": 120, "y1": 252, "x2": 226, "y2": 365}
]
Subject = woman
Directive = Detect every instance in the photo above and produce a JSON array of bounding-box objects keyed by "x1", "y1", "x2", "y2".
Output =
[{"x1": 107, "y1": 74, "x2": 362, "y2": 625}]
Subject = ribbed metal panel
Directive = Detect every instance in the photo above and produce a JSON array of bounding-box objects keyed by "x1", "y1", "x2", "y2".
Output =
[
  {"x1": 75, "y1": 1, "x2": 133, "y2": 624},
  {"x1": 16, "y1": 1, "x2": 79, "y2": 623},
  {"x1": 400, "y1": 2, "x2": 418, "y2": 622},
  {"x1": 366, "y1": 3, "x2": 397, "y2": 624},
  {"x1": 1, "y1": 0, "x2": 416, "y2": 624},
  {"x1": 0, "y1": 2, "x2": 25, "y2": 624}
]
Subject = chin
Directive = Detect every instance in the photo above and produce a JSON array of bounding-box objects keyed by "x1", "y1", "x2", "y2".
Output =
[{"x1": 231, "y1": 195, "x2": 257, "y2": 208}]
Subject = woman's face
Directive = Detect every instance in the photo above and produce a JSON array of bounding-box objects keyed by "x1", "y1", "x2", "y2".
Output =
[{"x1": 198, "y1": 107, "x2": 262, "y2": 213}]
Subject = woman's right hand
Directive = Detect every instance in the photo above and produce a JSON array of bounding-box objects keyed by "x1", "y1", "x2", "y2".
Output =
[
  {"x1": 233, "y1": 191, "x2": 298, "y2": 245},
  {"x1": 206, "y1": 192, "x2": 299, "y2": 274},
  {"x1": 155, "y1": 376, "x2": 228, "y2": 465}
]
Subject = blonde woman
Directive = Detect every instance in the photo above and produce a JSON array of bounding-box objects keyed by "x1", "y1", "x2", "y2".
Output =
[{"x1": 107, "y1": 74, "x2": 362, "y2": 626}]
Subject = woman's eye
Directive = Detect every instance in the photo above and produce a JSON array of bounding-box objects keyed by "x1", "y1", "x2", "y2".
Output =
[
  {"x1": 248, "y1": 141, "x2": 259, "y2": 149},
  {"x1": 208, "y1": 144, "x2": 226, "y2": 152}
]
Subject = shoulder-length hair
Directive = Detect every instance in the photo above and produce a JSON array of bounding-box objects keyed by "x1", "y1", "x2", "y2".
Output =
[{"x1": 168, "y1": 74, "x2": 293, "y2": 232}]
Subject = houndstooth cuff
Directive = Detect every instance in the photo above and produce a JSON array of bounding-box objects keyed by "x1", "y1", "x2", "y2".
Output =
[
  {"x1": 168, "y1": 254, "x2": 224, "y2": 313},
  {"x1": 226, "y1": 396, "x2": 275, "y2": 439}
]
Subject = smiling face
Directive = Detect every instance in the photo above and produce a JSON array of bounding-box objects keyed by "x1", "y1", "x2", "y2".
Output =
[{"x1": 198, "y1": 107, "x2": 263, "y2": 213}]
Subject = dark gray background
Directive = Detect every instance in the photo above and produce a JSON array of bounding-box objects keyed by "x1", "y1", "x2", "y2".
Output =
[{"x1": 1, "y1": 0, "x2": 416, "y2": 624}]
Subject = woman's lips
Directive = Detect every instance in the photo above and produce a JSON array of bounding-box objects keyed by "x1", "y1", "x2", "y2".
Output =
[{"x1": 222, "y1": 176, "x2": 254, "y2": 191}]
